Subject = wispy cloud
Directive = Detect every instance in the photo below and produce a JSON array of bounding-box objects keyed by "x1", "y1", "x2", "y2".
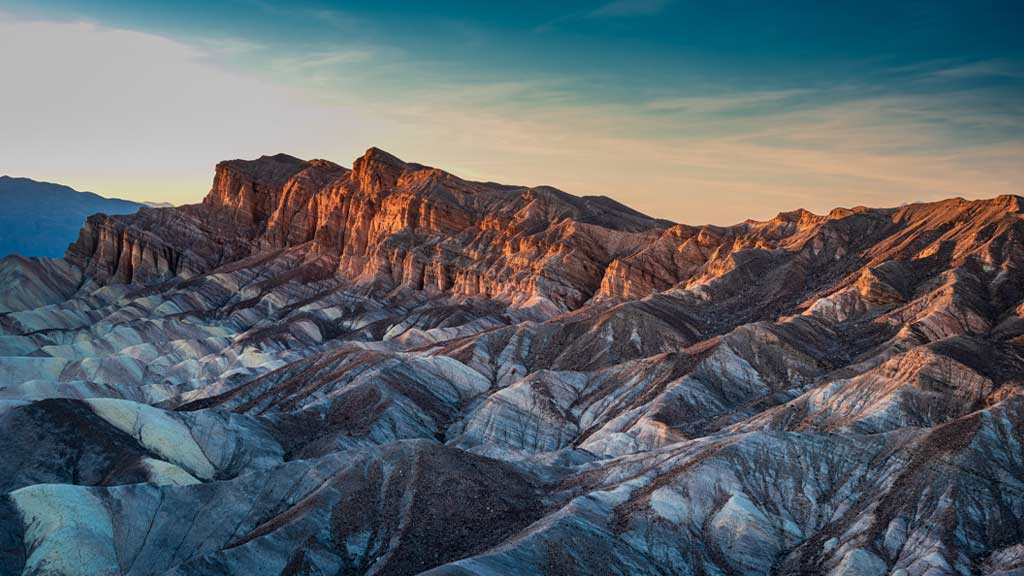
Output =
[
  {"x1": 304, "y1": 8, "x2": 361, "y2": 31},
  {"x1": 194, "y1": 37, "x2": 263, "y2": 57},
  {"x1": 275, "y1": 48, "x2": 374, "y2": 70},
  {"x1": 535, "y1": 0, "x2": 672, "y2": 32},
  {"x1": 234, "y1": 0, "x2": 360, "y2": 31},
  {"x1": 645, "y1": 90, "x2": 813, "y2": 114},
  {"x1": 929, "y1": 59, "x2": 1024, "y2": 80},
  {"x1": 892, "y1": 58, "x2": 1024, "y2": 82},
  {"x1": 590, "y1": 0, "x2": 673, "y2": 18}
]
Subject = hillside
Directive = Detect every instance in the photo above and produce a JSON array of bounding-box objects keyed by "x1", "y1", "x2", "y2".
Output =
[{"x1": 1, "y1": 149, "x2": 1023, "y2": 575}]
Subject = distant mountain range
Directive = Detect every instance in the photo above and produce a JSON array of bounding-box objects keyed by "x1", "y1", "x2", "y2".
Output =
[{"x1": 0, "y1": 176, "x2": 147, "y2": 258}]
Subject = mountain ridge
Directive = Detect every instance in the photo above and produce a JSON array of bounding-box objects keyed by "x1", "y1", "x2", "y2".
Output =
[
  {"x1": 63, "y1": 147, "x2": 1024, "y2": 312},
  {"x1": 1, "y1": 148, "x2": 1024, "y2": 575},
  {"x1": 0, "y1": 175, "x2": 147, "y2": 258}
]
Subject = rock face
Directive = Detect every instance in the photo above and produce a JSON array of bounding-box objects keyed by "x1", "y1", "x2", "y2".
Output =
[
  {"x1": 2, "y1": 148, "x2": 1024, "y2": 576},
  {"x1": 69, "y1": 148, "x2": 671, "y2": 310}
]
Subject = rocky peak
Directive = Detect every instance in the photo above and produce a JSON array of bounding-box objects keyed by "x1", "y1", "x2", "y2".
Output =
[
  {"x1": 217, "y1": 153, "x2": 306, "y2": 184},
  {"x1": 990, "y1": 193, "x2": 1024, "y2": 214},
  {"x1": 772, "y1": 208, "x2": 818, "y2": 223},
  {"x1": 351, "y1": 147, "x2": 415, "y2": 194},
  {"x1": 289, "y1": 159, "x2": 348, "y2": 189},
  {"x1": 63, "y1": 147, "x2": 1024, "y2": 318},
  {"x1": 203, "y1": 153, "x2": 308, "y2": 225}
]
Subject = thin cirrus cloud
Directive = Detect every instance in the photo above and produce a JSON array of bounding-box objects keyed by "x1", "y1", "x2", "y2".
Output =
[
  {"x1": 589, "y1": 0, "x2": 674, "y2": 18},
  {"x1": 534, "y1": 0, "x2": 672, "y2": 32},
  {"x1": 644, "y1": 90, "x2": 814, "y2": 114},
  {"x1": 928, "y1": 59, "x2": 1024, "y2": 80},
  {"x1": 0, "y1": 9, "x2": 1021, "y2": 224}
]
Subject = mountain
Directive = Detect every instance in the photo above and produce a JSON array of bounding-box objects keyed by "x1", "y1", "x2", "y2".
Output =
[
  {"x1": 0, "y1": 176, "x2": 145, "y2": 258},
  {"x1": 1, "y1": 148, "x2": 1023, "y2": 576}
]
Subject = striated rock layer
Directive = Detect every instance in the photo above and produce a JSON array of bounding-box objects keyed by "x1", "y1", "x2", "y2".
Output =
[
  {"x1": 68, "y1": 148, "x2": 671, "y2": 311},
  {"x1": 2, "y1": 148, "x2": 1024, "y2": 576}
]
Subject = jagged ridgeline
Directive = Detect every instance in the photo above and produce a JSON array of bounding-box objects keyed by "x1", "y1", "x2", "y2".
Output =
[{"x1": 2, "y1": 148, "x2": 1024, "y2": 575}]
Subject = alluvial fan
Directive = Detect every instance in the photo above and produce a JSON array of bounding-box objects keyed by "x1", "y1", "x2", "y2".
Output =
[{"x1": 2, "y1": 148, "x2": 1024, "y2": 576}]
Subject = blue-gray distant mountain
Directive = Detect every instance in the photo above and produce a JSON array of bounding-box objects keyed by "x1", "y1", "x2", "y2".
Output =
[{"x1": 0, "y1": 176, "x2": 145, "y2": 258}]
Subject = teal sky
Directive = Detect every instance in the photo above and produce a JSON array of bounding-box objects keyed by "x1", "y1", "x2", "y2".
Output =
[{"x1": 1, "y1": 1, "x2": 1021, "y2": 223}]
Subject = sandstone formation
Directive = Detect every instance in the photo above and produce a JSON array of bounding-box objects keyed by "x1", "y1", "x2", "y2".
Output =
[{"x1": 2, "y1": 148, "x2": 1024, "y2": 575}]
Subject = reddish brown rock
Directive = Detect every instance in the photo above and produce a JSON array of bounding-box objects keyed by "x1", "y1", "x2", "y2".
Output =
[{"x1": 67, "y1": 147, "x2": 673, "y2": 309}]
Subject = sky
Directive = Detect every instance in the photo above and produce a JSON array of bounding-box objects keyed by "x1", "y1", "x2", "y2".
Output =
[{"x1": 0, "y1": 1, "x2": 1021, "y2": 224}]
